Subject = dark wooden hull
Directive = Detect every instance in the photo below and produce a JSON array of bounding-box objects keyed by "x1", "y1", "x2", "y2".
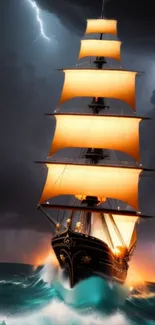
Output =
[{"x1": 52, "y1": 228, "x2": 128, "y2": 288}]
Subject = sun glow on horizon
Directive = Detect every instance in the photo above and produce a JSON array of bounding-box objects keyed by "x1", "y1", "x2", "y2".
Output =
[
  {"x1": 33, "y1": 250, "x2": 59, "y2": 270},
  {"x1": 126, "y1": 259, "x2": 155, "y2": 287}
]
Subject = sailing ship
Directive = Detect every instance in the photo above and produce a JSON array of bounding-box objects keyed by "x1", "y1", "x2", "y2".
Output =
[{"x1": 36, "y1": 6, "x2": 153, "y2": 288}]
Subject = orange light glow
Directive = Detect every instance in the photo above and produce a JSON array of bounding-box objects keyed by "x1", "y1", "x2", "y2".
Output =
[
  {"x1": 127, "y1": 264, "x2": 151, "y2": 287},
  {"x1": 91, "y1": 213, "x2": 110, "y2": 244},
  {"x1": 40, "y1": 163, "x2": 142, "y2": 210},
  {"x1": 78, "y1": 40, "x2": 121, "y2": 61},
  {"x1": 85, "y1": 19, "x2": 117, "y2": 35},
  {"x1": 60, "y1": 69, "x2": 137, "y2": 110},
  {"x1": 112, "y1": 215, "x2": 138, "y2": 249},
  {"x1": 113, "y1": 246, "x2": 122, "y2": 256},
  {"x1": 33, "y1": 249, "x2": 59, "y2": 269},
  {"x1": 90, "y1": 213, "x2": 138, "y2": 251},
  {"x1": 49, "y1": 114, "x2": 141, "y2": 162},
  {"x1": 127, "y1": 251, "x2": 155, "y2": 286}
]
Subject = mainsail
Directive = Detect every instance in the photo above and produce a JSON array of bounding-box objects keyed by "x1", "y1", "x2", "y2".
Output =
[
  {"x1": 37, "y1": 13, "x2": 152, "y2": 267},
  {"x1": 85, "y1": 19, "x2": 117, "y2": 35},
  {"x1": 48, "y1": 114, "x2": 142, "y2": 161},
  {"x1": 40, "y1": 163, "x2": 142, "y2": 210},
  {"x1": 59, "y1": 69, "x2": 137, "y2": 109}
]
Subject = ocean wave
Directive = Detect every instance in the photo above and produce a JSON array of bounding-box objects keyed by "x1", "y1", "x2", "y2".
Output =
[{"x1": 0, "y1": 262, "x2": 154, "y2": 325}]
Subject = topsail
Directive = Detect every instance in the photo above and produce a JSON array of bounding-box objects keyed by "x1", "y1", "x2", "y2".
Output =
[{"x1": 85, "y1": 19, "x2": 117, "y2": 35}]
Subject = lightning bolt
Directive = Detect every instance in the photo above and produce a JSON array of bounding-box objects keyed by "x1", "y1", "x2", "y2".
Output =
[{"x1": 27, "y1": 0, "x2": 50, "y2": 41}]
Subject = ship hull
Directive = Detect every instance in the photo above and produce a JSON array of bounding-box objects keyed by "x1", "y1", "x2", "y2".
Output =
[{"x1": 52, "y1": 228, "x2": 128, "y2": 288}]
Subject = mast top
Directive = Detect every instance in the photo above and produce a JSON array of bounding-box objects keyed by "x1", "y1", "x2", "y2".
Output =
[{"x1": 101, "y1": 0, "x2": 105, "y2": 19}]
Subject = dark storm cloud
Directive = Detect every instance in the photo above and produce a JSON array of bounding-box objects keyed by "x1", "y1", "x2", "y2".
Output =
[
  {"x1": 37, "y1": 0, "x2": 155, "y2": 38},
  {"x1": 37, "y1": 0, "x2": 103, "y2": 34},
  {"x1": 0, "y1": 49, "x2": 58, "y2": 231},
  {"x1": 105, "y1": 0, "x2": 155, "y2": 20},
  {"x1": 36, "y1": 0, "x2": 155, "y2": 62},
  {"x1": 105, "y1": 0, "x2": 155, "y2": 53},
  {"x1": 0, "y1": 229, "x2": 52, "y2": 263}
]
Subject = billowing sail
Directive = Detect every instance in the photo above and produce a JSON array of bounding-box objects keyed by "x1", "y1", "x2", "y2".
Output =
[
  {"x1": 40, "y1": 163, "x2": 142, "y2": 210},
  {"x1": 59, "y1": 69, "x2": 137, "y2": 109},
  {"x1": 78, "y1": 40, "x2": 121, "y2": 61},
  {"x1": 90, "y1": 213, "x2": 138, "y2": 252},
  {"x1": 112, "y1": 214, "x2": 138, "y2": 250},
  {"x1": 90, "y1": 213, "x2": 110, "y2": 245},
  {"x1": 85, "y1": 19, "x2": 117, "y2": 35},
  {"x1": 49, "y1": 114, "x2": 141, "y2": 162}
]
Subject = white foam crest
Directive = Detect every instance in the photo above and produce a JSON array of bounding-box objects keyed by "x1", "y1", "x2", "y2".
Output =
[
  {"x1": 39, "y1": 257, "x2": 72, "y2": 304},
  {"x1": 39, "y1": 259, "x2": 129, "y2": 309},
  {"x1": 0, "y1": 261, "x2": 131, "y2": 325},
  {"x1": 0, "y1": 299, "x2": 130, "y2": 325},
  {"x1": 0, "y1": 280, "x2": 28, "y2": 289},
  {"x1": 39, "y1": 256, "x2": 59, "y2": 285}
]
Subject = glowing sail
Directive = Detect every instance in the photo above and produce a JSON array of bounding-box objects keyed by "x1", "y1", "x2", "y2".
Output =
[
  {"x1": 49, "y1": 114, "x2": 141, "y2": 162},
  {"x1": 59, "y1": 69, "x2": 137, "y2": 110},
  {"x1": 90, "y1": 213, "x2": 138, "y2": 251},
  {"x1": 40, "y1": 163, "x2": 142, "y2": 210},
  {"x1": 112, "y1": 214, "x2": 138, "y2": 249},
  {"x1": 90, "y1": 213, "x2": 110, "y2": 244},
  {"x1": 78, "y1": 40, "x2": 121, "y2": 61},
  {"x1": 85, "y1": 19, "x2": 117, "y2": 35}
]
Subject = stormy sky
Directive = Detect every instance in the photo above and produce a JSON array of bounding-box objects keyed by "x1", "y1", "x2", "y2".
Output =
[{"x1": 0, "y1": 0, "x2": 155, "y2": 273}]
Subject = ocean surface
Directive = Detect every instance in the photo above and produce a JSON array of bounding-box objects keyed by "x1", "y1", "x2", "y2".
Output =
[{"x1": 0, "y1": 261, "x2": 154, "y2": 325}]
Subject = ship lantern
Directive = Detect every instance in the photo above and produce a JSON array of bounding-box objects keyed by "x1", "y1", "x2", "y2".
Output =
[
  {"x1": 66, "y1": 218, "x2": 71, "y2": 228},
  {"x1": 113, "y1": 246, "x2": 127, "y2": 258},
  {"x1": 75, "y1": 221, "x2": 83, "y2": 232},
  {"x1": 56, "y1": 223, "x2": 61, "y2": 232}
]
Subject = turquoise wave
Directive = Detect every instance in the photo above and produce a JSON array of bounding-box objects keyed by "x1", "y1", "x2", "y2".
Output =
[{"x1": 0, "y1": 263, "x2": 154, "y2": 325}]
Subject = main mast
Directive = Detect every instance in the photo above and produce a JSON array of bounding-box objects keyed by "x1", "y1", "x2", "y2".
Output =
[{"x1": 80, "y1": 2, "x2": 111, "y2": 239}]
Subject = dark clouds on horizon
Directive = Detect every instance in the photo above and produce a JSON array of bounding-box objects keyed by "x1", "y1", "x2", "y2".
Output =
[{"x1": 0, "y1": 0, "x2": 155, "y2": 243}]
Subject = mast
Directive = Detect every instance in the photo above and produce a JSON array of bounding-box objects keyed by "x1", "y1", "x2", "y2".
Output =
[
  {"x1": 82, "y1": 1, "x2": 119, "y2": 237},
  {"x1": 86, "y1": 2, "x2": 107, "y2": 116},
  {"x1": 94, "y1": 0, "x2": 107, "y2": 68},
  {"x1": 83, "y1": 3, "x2": 136, "y2": 244}
]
